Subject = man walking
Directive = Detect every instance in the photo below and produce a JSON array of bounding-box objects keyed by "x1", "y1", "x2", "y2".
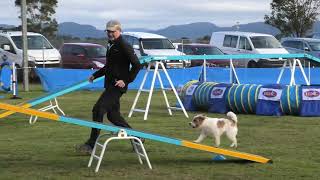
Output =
[{"x1": 76, "y1": 20, "x2": 141, "y2": 154}]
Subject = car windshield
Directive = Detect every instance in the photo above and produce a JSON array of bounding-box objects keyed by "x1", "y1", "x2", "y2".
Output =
[
  {"x1": 141, "y1": 39, "x2": 175, "y2": 49},
  {"x1": 250, "y1": 36, "x2": 282, "y2": 49},
  {"x1": 11, "y1": 35, "x2": 53, "y2": 50},
  {"x1": 194, "y1": 46, "x2": 224, "y2": 55},
  {"x1": 84, "y1": 46, "x2": 107, "y2": 58},
  {"x1": 308, "y1": 42, "x2": 320, "y2": 51}
]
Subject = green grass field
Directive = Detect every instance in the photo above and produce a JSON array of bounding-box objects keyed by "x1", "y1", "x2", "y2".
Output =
[{"x1": 0, "y1": 85, "x2": 319, "y2": 180}]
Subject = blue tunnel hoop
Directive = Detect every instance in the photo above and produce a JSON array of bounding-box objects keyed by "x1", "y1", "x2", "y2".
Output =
[{"x1": 0, "y1": 61, "x2": 12, "y2": 91}]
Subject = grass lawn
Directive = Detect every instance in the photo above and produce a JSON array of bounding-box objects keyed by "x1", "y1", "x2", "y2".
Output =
[{"x1": 0, "y1": 84, "x2": 319, "y2": 180}]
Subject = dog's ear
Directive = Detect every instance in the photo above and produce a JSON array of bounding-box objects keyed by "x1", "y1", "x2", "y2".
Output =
[
  {"x1": 193, "y1": 114, "x2": 205, "y2": 120},
  {"x1": 195, "y1": 114, "x2": 206, "y2": 122},
  {"x1": 198, "y1": 114, "x2": 206, "y2": 119}
]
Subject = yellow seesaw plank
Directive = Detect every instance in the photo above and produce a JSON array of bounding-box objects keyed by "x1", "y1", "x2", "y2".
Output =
[
  {"x1": 0, "y1": 103, "x2": 59, "y2": 120},
  {"x1": 0, "y1": 103, "x2": 32, "y2": 118},
  {"x1": 182, "y1": 141, "x2": 271, "y2": 163}
]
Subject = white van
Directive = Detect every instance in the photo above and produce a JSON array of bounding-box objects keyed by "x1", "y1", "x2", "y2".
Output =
[
  {"x1": 0, "y1": 31, "x2": 61, "y2": 68},
  {"x1": 210, "y1": 31, "x2": 288, "y2": 67},
  {"x1": 122, "y1": 32, "x2": 190, "y2": 68}
]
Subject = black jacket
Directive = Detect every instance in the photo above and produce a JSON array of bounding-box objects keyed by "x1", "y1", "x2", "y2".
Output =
[{"x1": 92, "y1": 35, "x2": 140, "y2": 93}]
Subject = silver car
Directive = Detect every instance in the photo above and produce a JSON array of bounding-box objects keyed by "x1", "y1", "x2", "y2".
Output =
[{"x1": 281, "y1": 37, "x2": 320, "y2": 66}]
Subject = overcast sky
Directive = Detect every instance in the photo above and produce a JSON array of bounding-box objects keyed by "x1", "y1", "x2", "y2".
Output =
[{"x1": 0, "y1": 0, "x2": 272, "y2": 30}]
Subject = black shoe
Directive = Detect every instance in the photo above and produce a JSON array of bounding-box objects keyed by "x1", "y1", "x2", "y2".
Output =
[
  {"x1": 133, "y1": 137, "x2": 145, "y2": 144},
  {"x1": 75, "y1": 143, "x2": 93, "y2": 155}
]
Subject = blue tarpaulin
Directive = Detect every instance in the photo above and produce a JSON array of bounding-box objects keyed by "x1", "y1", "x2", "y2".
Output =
[
  {"x1": 256, "y1": 84, "x2": 285, "y2": 116},
  {"x1": 35, "y1": 67, "x2": 320, "y2": 92},
  {"x1": 299, "y1": 85, "x2": 320, "y2": 116},
  {"x1": 0, "y1": 63, "x2": 12, "y2": 92},
  {"x1": 35, "y1": 67, "x2": 202, "y2": 92},
  {"x1": 204, "y1": 67, "x2": 320, "y2": 85}
]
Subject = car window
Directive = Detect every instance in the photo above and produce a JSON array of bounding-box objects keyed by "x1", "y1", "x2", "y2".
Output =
[
  {"x1": 177, "y1": 45, "x2": 182, "y2": 52},
  {"x1": 62, "y1": 45, "x2": 72, "y2": 55},
  {"x1": 180, "y1": 46, "x2": 193, "y2": 54},
  {"x1": 141, "y1": 39, "x2": 175, "y2": 49},
  {"x1": 250, "y1": 36, "x2": 281, "y2": 48},
  {"x1": 126, "y1": 35, "x2": 134, "y2": 46},
  {"x1": 0, "y1": 36, "x2": 15, "y2": 54},
  {"x1": 122, "y1": 35, "x2": 128, "y2": 42},
  {"x1": 194, "y1": 46, "x2": 224, "y2": 55},
  {"x1": 239, "y1": 36, "x2": 252, "y2": 50},
  {"x1": 281, "y1": 41, "x2": 290, "y2": 47},
  {"x1": 313, "y1": 33, "x2": 320, "y2": 39},
  {"x1": 0, "y1": 36, "x2": 11, "y2": 48},
  {"x1": 308, "y1": 41, "x2": 320, "y2": 51},
  {"x1": 282, "y1": 40, "x2": 303, "y2": 49},
  {"x1": 11, "y1": 35, "x2": 53, "y2": 50},
  {"x1": 132, "y1": 37, "x2": 139, "y2": 47},
  {"x1": 223, "y1": 35, "x2": 238, "y2": 48},
  {"x1": 84, "y1": 46, "x2": 107, "y2": 58},
  {"x1": 71, "y1": 46, "x2": 85, "y2": 55}
]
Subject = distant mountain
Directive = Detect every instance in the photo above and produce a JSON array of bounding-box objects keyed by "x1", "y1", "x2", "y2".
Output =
[
  {"x1": 125, "y1": 28, "x2": 151, "y2": 32},
  {"x1": 57, "y1": 22, "x2": 152, "y2": 38},
  {"x1": 0, "y1": 24, "x2": 15, "y2": 29},
  {"x1": 4, "y1": 21, "x2": 319, "y2": 40},
  {"x1": 153, "y1": 22, "x2": 280, "y2": 39},
  {"x1": 153, "y1": 22, "x2": 220, "y2": 39},
  {"x1": 56, "y1": 21, "x2": 281, "y2": 40},
  {"x1": 58, "y1": 22, "x2": 105, "y2": 38}
]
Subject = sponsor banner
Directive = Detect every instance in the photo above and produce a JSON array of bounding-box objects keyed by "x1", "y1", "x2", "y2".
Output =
[
  {"x1": 258, "y1": 88, "x2": 282, "y2": 101},
  {"x1": 210, "y1": 87, "x2": 226, "y2": 99},
  {"x1": 186, "y1": 85, "x2": 198, "y2": 96},
  {"x1": 302, "y1": 88, "x2": 320, "y2": 101}
]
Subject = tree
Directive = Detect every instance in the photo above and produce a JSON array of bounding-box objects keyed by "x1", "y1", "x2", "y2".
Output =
[
  {"x1": 265, "y1": 0, "x2": 320, "y2": 37},
  {"x1": 196, "y1": 35, "x2": 211, "y2": 44},
  {"x1": 15, "y1": 0, "x2": 58, "y2": 38}
]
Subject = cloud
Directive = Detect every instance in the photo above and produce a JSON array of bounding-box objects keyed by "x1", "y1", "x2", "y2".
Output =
[{"x1": 0, "y1": 0, "x2": 272, "y2": 29}]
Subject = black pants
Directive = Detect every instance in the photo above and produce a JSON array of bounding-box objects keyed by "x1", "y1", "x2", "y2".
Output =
[{"x1": 86, "y1": 86, "x2": 131, "y2": 147}]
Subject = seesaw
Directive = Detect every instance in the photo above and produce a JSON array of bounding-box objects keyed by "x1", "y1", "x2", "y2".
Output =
[{"x1": 0, "y1": 102, "x2": 271, "y2": 164}]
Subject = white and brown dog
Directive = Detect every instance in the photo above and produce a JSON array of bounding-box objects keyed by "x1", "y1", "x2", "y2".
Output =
[{"x1": 189, "y1": 111, "x2": 238, "y2": 148}]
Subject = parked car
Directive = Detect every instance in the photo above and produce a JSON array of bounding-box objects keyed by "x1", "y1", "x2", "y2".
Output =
[
  {"x1": 60, "y1": 43, "x2": 106, "y2": 69},
  {"x1": 281, "y1": 37, "x2": 320, "y2": 66},
  {"x1": 210, "y1": 31, "x2": 289, "y2": 67},
  {"x1": 177, "y1": 43, "x2": 229, "y2": 67},
  {"x1": 306, "y1": 32, "x2": 320, "y2": 39},
  {"x1": 0, "y1": 31, "x2": 61, "y2": 68},
  {"x1": 281, "y1": 38, "x2": 320, "y2": 57},
  {"x1": 122, "y1": 32, "x2": 190, "y2": 68}
]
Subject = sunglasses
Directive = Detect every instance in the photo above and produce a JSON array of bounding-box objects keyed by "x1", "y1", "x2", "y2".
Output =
[{"x1": 106, "y1": 30, "x2": 116, "y2": 33}]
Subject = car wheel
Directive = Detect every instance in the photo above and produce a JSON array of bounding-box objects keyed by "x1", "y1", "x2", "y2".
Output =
[
  {"x1": 163, "y1": 62, "x2": 167, "y2": 69},
  {"x1": 247, "y1": 61, "x2": 258, "y2": 68}
]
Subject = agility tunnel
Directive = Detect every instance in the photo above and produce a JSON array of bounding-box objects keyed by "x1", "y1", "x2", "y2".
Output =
[
  {"x1": 179, "y1": 81, "x2": 320, "y2": 116},
  {"x1": 0, "y1": 102, "x2": 271, "y2": 163}
]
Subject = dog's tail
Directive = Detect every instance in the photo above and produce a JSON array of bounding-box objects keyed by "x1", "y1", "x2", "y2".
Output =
[{"x1": 226, "y1": 111, "x2": 237, "y2": 123}]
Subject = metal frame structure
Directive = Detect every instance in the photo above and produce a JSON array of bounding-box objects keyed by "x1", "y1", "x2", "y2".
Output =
[
  {"x1": 276, "y1": 58, "x2": 310, "y2": 86},
  {"x1": 88, "y1": 129, "x2": 152, "y2": 172},
  {"x1": 198, "y1": 56, "x2": 311, "y2": 86},
  {"x1": 128, "y1": 61, "x2": 189, "y2": 120},
  {"x1": 29, "y1": 98, "x2": 65, "y2": 124}
]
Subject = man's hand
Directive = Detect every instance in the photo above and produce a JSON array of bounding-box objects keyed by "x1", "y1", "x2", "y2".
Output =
[
  {"x1": 88, "y1": 76, "x2": 95, "y2": 83},
  {"x1": 115, "y1": 80, "x2": 125, "y2": 88}
]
